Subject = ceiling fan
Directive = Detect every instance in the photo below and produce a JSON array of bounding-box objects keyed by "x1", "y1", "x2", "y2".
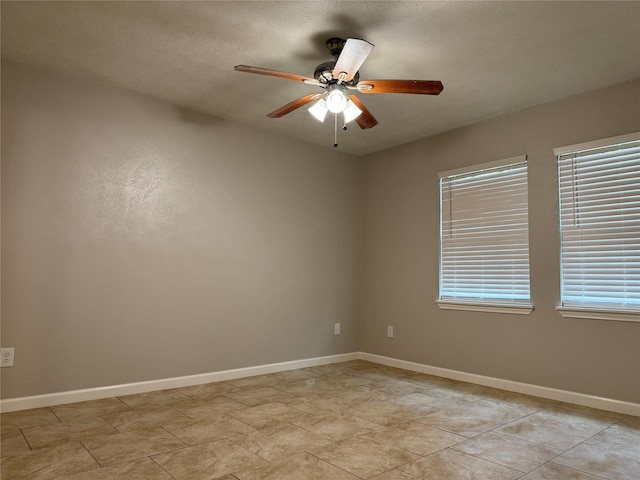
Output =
[{"x1": 234, "y1": 37, "x2": 443, "y2": 146}]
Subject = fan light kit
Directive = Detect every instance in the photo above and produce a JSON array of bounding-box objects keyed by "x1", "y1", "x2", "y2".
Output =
[{"x1": 235, "y1": 37, "x2": 443, "y2": 148}]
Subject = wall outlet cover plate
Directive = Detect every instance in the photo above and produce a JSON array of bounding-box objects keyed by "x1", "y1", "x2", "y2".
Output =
[{"x1": 1, "y1": 348, "x2": 15, "y2": 367}]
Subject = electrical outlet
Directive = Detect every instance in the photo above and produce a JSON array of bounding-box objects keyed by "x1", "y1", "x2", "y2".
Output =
[
  {"x1": 334, "y1": 323, "x2": 341, "y2": 335},
  {"x1": 1, "y1": 348, "x2": 15, "y2": 367},
  {"x1": 387, "y1": 326, "x2": 394, "y2": 338}
]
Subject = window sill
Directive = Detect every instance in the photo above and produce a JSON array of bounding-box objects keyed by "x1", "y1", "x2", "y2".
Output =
[
  {"x1": 436, "y1": 300, "x2": 534, "y2": 315},
  {"x1": 556, "y1": 307, "x2": 640, "y2": 323}
]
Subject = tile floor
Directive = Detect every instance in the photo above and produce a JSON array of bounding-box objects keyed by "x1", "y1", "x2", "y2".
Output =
[{"x1": 1, "y1": 360, "x2": 638, "y2": 479}]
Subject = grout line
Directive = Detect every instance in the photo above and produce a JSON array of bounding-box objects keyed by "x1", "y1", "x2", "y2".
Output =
[
  {"x1": 545, "y1": 460, "x2": 611, "y2": 480},
  {"x1": 150, "y1": 455, "x2": 179, "y2": 480},
  {"x1": 19, "y1": 427, "x2": 34, "y2": 451},
  {"x1": 528, "y1": 432, "x2": 611, "y2": 480},
  {"x1": 48, "y1": 406, "x2": 63, "y2": 423},
  {"x1": 79, "y1": 439, "x2": 105, "y2": 468},
  {"x1": 304, "y1": 450, "x2": 369, "y2": 479},
  {"x1": 442, "y1": 446, "x2": 528, "y2": 476}
]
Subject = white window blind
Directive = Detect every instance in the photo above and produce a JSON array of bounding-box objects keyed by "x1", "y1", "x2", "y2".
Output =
[
  {"x1": 438, "y1": 156, "x2": 531, "y2": 309},
  {"x1": 557, "y1": 133, "x2": 640, "y2": 314}
]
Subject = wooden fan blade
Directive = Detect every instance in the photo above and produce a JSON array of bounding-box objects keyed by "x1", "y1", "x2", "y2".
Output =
[
  {"x1": 332, "y1": 38, "x2": 374, "y2": 82},
  {"x1": 347, "y1": 95, "x2": 378, "y2": 129},
  {"x1": 266, "y1": 93, "x2": 323, "y2": 118},
  {"x1": 234, "y1": 65, "x2": 319, "y2": 84},
  {"x1": 357, "y1": 79, "x2": 444, "y2": 95}
]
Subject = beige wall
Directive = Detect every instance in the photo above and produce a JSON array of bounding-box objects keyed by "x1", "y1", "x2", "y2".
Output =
[
  {"x1": 360, "y1": 79, "x2": 640, "y2": 403},
  {"x1": 1, "y1": 61, "x2": 360, "y2": 398},
  {"x1": 2, "y1": 60, "x2": 639, "y2": 404}
]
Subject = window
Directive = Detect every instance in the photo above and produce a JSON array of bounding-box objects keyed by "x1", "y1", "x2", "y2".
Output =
[
  {"x1": 556, "y1": 132, "x2": 640, "y2": 322},
  {"x1": 437, "y1": 155, "x2": 532, "y2": 314}
]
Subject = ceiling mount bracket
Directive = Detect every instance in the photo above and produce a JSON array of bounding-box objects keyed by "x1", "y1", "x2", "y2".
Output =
[{"x1": 325, "y1": 37, "x2": 346, "y2": 59}]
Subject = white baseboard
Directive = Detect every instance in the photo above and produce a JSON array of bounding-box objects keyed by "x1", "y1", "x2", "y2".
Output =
[
  {"x1": 360, "y1": 353, "x2": 640, "y2": 417},
  {"x1": 0, "y1": 352, "x2": 358, "y2": 413},
  {"x1": 2, "y1": 351, "x2": 638, "y2": 417}
]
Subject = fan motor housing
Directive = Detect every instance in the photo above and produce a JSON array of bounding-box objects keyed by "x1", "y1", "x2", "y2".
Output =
[{"x1": 314, "y1": 61, "x2": 359, "y2": 85}]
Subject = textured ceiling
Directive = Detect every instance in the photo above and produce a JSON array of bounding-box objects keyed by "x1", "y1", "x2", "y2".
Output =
[{"x1": 2, "y1": 1, "x2": 640, "y2": 156}]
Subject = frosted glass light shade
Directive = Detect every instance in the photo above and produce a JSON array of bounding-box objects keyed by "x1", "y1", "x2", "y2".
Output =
[
  {"x1": 343, "y1": 98, "x2": 363, "y2": 123},
  {"x1": 308, "y1": 99, "x2": 328, "y2": 122}
]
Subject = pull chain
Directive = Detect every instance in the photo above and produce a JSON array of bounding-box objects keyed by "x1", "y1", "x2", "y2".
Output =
[{"x1": 333, "y1": 113, "x2": 338, "y2": 148}]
